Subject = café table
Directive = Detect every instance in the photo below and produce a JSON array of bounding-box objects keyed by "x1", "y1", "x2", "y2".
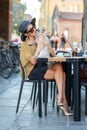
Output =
[{"x1": 48, "y1": 56, "x2": 85, "y2": 121}]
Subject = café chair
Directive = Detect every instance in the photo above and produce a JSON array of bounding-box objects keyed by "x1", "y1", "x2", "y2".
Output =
[
  {"x1": 16, "y1": 59, "x2": 47, "y2": 117},
  {"x1": 30, "y1": 82, "x2": 38, "y2": 110},
  {"x1": 80, "y1": 61, "x2": 87, "y2": 115},
  {"x1": 80, "y1": 80, "x2": 87, "y2": 115},
  {"x1": 16, "y1": 58, "x2": 56, "y2": 117},
  {"x1": 71, "y1": 60, "x2": 87, "y2": 115}
]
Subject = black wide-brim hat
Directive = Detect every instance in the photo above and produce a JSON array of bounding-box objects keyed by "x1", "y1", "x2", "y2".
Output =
[{"x1": 19, "y1": 18, "x2": 36, "y2": 34}]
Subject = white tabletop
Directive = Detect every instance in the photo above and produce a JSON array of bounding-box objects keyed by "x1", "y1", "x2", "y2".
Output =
[{"x1": 48, "y1": 56, "x2": 86, "y2": 62}]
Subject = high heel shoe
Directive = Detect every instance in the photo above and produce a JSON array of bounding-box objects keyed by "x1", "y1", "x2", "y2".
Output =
[
  {"x1": 56, "y1": 97, "x2": 63, "y2": 106},
  {"x1": 57, "y1": 102, "x2": 63, "y2": 106},
  {"x1": 59, "y1": 106, "x2": 74, "y2": 116}
]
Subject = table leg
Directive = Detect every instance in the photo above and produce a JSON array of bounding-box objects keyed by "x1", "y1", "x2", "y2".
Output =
[
  {"x1": 38, "y1": 80, "x2": 42, "y2": 117},
  {"x1": 66, "y1": 63, "x2": 72, "y2": 106},
  {"x1": 73, "y1": 59, "x2": 81, "y2": 121}
]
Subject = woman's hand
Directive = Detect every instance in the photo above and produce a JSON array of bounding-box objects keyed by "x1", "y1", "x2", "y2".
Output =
[
  {"x1": 30, "y1": 57, "x2": 37, "y2": 65},
  {"x1": 44, "y1": 42, "x2": 55, "y2": 57}
]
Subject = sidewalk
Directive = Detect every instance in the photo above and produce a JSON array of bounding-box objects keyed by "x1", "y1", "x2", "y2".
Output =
[{"x1": 0, "y1": 73, "x2": 87, "y2": 130}]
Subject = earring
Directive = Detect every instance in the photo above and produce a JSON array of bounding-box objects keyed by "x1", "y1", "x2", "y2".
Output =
[{"x1": 26, "y1": 36, "x2": 29, "y2": 40}]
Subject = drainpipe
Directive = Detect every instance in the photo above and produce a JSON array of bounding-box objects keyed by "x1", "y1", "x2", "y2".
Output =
[{"x1": 82, "y1": 0, "x2": 87, "y2": 51}]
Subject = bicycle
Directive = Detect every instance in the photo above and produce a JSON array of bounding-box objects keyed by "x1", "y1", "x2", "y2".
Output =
[
  {"x1": 8, "y1": 41, "x2": 20, "y2": 73},
  {"x1": 0, "y1": 45, "x2": 13, "y2": 79}
]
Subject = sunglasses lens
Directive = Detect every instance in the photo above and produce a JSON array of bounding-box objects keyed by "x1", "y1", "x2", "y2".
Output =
[
  {"x1": 31, "y1": 28, "x2": 34, "y2": 33},
  {"x1": 27, "y1": 27, "x2": 35, "y2": 33}
]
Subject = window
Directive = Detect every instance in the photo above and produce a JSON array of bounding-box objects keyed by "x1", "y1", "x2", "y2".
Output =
[
  {"x1": 69, "y1": 5, "x2": 73, "y2": 12},
  {"x1": 64, "y1": 29, "x2": 69, "y2": 40},
  {"x1": 75, "y1": 5, "x2": 79, "y2": 12}
]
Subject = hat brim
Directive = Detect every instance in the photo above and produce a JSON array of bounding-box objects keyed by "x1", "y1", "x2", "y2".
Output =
[{"x1": 31, "y1": 18, "x2": 36, "y2": 26}]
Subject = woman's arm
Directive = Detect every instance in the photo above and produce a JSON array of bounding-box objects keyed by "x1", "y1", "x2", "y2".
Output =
[
  {"x1": 34, "y1": 44, "x2": 42, "y2": 58},
  {"x1": 29, "y1": 57, "x2": 37, "y2": 65},
  {"x1": 57, "y1": 42, "x2": 61, "y2": 49},
  {"x1": 45, "y1": 42, "x2": 55, "y2": 56},
  {"x1": 65, "y1": 42, "x2": 73, "y2": 50}
]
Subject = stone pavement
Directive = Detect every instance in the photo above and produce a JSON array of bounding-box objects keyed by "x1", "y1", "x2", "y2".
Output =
[{"x1": 0, "y1": 73, "x2": 87, "y2": 130}]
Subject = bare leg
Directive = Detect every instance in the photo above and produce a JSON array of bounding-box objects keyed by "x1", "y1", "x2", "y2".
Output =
[
  {"x1": 44, "y1": 63, "x2": 73, "y2": 116},
  {"x1": 54, "y1": 65, "x2": 64, "y2": 103},
  {"x1": 44, "y1": 63, "x2": 64, "y2": 104},
  {"x1": 60, "y1": 72, "x2": 73, "y2": 116},
  {"x1": 62, "y1": 72, "x2": 67, "y2": 105}
]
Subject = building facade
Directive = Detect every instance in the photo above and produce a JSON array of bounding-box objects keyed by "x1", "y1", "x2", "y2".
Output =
[
  {"x1": 39, "y1": 0, "x2": 83, "y2": 42},
  {"x1": 0, "y1": 0, "x2": 83, "y2": 42}
]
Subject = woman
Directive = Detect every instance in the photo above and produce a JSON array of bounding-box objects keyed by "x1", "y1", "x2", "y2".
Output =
[
  {"x1": 57, "y1": 34, "x2": 73, "y2": 51},
  {"x1": 19, "y1": 18, "x2": 73, "y2": 116}
]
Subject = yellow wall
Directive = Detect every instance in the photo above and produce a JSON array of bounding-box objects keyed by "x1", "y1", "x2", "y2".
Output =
[{"x1": 39, "y1": 0, "x2": 83, "y2": 33}]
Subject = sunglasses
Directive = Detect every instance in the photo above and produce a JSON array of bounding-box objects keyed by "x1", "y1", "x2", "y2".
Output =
[{"x1": 27, "y1": 26, "x2": 36, "y2": 33}]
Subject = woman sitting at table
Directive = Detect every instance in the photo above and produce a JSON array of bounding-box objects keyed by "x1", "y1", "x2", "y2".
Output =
[
  {"x1": 19, "y1": 18, "x2": 73, "y2": 116},
  {"x1": 57, "y1": 34, "x2": 73, "y2": 51}
]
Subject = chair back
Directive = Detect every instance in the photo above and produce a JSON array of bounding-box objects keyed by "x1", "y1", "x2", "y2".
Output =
[
  {"x1": 19, "y1": 59, "x2": 25, "y2": 79},
  {"x1": 80, "y1": 62, "x2": 87, "y2": 80}
]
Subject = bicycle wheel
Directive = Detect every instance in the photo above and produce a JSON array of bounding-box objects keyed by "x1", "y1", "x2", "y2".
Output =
[
  {"x1": 1, "y1": 53, "x2": 13, "y2": 78},
  {"x1": 12, "y1": 46, "x2": 19, "y2": 66},
  {"x1": 9, "y1": 46, "x2": 20, "y2": 73}
]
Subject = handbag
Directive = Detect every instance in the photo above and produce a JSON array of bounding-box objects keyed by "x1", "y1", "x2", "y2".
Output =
[
  {"x1": 80, "y1": 62, "x2": 87, "y2": 79},
  {"x1": 56, "y1": 50, "x2": 71, "y2": 57}
]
